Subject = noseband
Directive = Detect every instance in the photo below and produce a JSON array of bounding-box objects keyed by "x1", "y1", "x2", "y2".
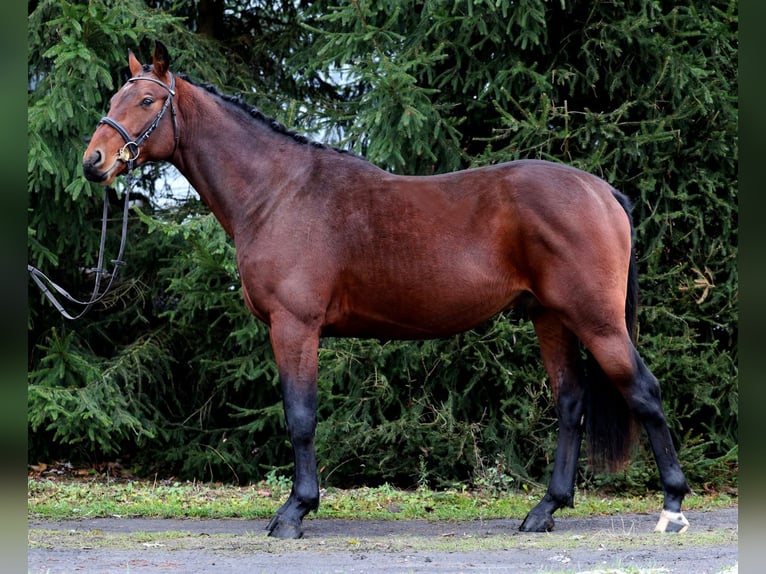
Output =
[{"x1": 99, "y1": 73, "x2": 179, "y2": 169}]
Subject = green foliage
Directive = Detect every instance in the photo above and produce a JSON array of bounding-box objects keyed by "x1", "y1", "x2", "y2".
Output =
[
  {"x1": 137, "y1": 208, "x2": 283, "y2": 481},
  {"x1": 27, "y1": 0, "x2": 236, "y2": 460},
  {"x1": 28, "y1": 327, "x2": 169, "y2": 455},
  {"x1": 312, "y1": 318, "x2": 554, "y2": 489},
  {"x1": 28, "y1": 0, "x2": 737, "y2": 494}
]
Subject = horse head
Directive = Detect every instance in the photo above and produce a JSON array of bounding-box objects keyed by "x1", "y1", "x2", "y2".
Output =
[{"x1": 83, "y1": 41, "x2": 178, "y2": 185}]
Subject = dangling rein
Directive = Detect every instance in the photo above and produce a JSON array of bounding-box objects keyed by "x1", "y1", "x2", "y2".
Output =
[
  {"x1": 28, "y1": 74, "x2": 177, "y2": 320},
  {"x1": 27, "y1": 178, "x2": 133, "y2": 320}
]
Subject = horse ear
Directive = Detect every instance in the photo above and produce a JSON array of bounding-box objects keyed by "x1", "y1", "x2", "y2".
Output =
[
  {"x1": 128, "y1": 49, "x2": 142, "y2": 77},
  {"x1": 152, "y1": 40, "x2": 171, "y2": 78}
]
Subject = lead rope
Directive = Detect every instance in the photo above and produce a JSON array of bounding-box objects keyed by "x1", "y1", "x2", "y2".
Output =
[{"x1": 27, "y1": 170, "x2": 134, "y2": 320}]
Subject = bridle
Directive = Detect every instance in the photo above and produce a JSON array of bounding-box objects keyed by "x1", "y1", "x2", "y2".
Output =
[
  {"x1": 27, "y1": 73, "x2": 179, "y2": 320},
  {"x1": 99, "y1": 73, "x2": 179, "y2": 170}
]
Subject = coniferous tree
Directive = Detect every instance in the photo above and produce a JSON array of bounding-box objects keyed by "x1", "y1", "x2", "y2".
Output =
[{"x1": 28, "y1": 0, "x2": 737, "y2": 490}]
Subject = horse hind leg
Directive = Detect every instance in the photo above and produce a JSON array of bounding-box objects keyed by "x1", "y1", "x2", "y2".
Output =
[
  {"x1": 520, "y1": 308, "x2": 586, "y2": 532},
  {"x1": 631, "y1": 348, "x2": 691, "y2": 532},
  {"x1": 583, "y1": 331, "x2": 691, "y2": 533}
]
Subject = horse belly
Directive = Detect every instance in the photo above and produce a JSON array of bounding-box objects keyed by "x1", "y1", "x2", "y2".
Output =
[{"x1": 322, "y1": 266, "x2": 526, "y2": 340}]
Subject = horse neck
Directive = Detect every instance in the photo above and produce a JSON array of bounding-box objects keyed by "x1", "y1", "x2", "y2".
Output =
[{"x1": 169, "y1": 80, "x2": 315, "y2": 238}]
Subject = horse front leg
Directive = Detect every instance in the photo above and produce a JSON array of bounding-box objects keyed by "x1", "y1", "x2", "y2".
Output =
[
  {"x1": 265, "y1": 317, "x2": 321, "y2": 539},
  {"x1": 520, "y1": 386, "x2": 585, "y2": 532},
  {"x1": 521, "y1": 310, "x2": 585, "y2": 532}
]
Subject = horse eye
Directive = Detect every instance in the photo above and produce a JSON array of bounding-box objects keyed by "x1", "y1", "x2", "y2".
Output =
[{"x1": 140, "y1": 97, "x2": 154, "y2": 106}]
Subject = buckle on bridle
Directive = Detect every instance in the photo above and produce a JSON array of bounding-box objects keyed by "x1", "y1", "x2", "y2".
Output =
[{"x1": 118, "y1": 141, "x2": 140, "y2": 163}]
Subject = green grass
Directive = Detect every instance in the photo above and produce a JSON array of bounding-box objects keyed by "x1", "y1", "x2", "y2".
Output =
[{"x1": 27, "y1": 476, "x2": 736, "y2": 522}]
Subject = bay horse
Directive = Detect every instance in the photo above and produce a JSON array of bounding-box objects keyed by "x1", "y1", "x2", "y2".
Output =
[{"x1": 82, "y1": 41, "x2": 690, "y2": 538}]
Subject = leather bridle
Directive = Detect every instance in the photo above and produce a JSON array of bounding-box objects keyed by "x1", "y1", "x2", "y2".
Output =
[{"x1": 99, "y1": 73, "x2": 179, "y2": 169}]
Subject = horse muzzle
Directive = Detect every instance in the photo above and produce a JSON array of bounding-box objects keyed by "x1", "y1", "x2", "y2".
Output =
[{"x1": 82, "y1": 151, "x2": 123, "y2": 185}]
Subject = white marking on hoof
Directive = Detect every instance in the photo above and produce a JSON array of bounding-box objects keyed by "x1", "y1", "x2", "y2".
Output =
[{"x1": 654, "y1": 509, "x2": 689, "y2": 533}]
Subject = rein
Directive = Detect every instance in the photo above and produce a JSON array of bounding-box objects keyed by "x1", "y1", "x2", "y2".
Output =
[
  {"x1": 28, "y1": 177, "x2": 132, "y2": 320},
  {"x1": 28, "y1": 73, "x2": 178, "y2": 320}
]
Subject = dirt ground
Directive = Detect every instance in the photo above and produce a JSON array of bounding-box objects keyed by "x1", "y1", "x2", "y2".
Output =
[{"x1": 28, "y1": 506, "x2": 737, "y2": 573}]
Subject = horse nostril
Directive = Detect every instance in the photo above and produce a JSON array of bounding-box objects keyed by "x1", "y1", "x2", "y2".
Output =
[
  {"x1": 85, "y1": 149, "x2": 103, "y2": 167},
  {"x1": 82, "y1": 149, "x2": 109, "y2": 183}
]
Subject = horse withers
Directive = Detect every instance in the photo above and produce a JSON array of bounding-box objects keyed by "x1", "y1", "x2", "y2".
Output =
[{"x1": 82, "y1": 41, "x2": 691, "y2": 538}]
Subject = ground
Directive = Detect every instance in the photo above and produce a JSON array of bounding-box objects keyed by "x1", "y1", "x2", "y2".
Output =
[{"x1": 29, "y1": 507, "x2": 737, "y2": 573}]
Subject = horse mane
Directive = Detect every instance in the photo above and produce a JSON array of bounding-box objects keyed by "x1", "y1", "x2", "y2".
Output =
[{"x1": 178, "y1": 73, "x2": 359, "y2": 158}]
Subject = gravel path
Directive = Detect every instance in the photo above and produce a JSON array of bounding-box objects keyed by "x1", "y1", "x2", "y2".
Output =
[{"x1": 28, "y1": 506, "x2": 738, "y2": 573}]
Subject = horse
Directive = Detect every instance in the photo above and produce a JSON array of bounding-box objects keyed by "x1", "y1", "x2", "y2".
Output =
[{"x1": 82, "y1": 41, "x2": 690, "y2": 538}]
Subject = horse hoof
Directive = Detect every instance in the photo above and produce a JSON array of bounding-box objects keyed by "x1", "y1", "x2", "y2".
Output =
[
  {"x1": 654, "y1": 509, "x2": 689, "y2": 533},
  {"x1": 519, "y1": 513, "x2": 555, "y2": 532},
  {"x1": 267, "y1": 518, "x2": 304, "y2": 539}
]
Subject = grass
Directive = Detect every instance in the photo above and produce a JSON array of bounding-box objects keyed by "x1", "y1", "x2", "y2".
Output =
[{"x1": 27, "y1": 476, "x2": 737, "y2": 522}]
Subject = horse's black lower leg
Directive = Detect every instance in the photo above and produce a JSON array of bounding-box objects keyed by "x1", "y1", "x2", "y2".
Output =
[
  {"x1": 265, "y1": 321, "x2": 321, "y2": 539},
  {"x1": 627, "y1": 349, "x2": 691, "y2": 532},
  {"x1": 520, "y1": 381, "x2": 585, "y2": 532},
  {"x1": 521, "y1": 312, "x2": 584, "y2": 532},
  {"x1": 266, "y1": 375, "x2": 319, "y2": 538}
]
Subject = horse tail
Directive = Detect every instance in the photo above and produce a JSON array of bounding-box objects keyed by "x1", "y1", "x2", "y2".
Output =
[
  {"x1": 613, "y1": 189, "x2": 639, "y2": 342},
  {"x1": 583, "y1": 189, "x2": 639, "y2": 472}
]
